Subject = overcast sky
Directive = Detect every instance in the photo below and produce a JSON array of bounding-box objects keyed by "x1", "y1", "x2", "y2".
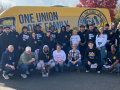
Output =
[{"x1": 0, "y1": 0, "x2": 80, "y2": 7}]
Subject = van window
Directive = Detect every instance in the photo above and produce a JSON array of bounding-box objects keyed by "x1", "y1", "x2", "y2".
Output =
[{"x1": 0, "y1": 17, "x2": 15, "y2": 27}]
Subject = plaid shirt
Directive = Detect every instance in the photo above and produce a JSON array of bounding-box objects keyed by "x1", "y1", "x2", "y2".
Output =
[{"x1": 68, "y1": 50, "x2": 81, "y2": 62}]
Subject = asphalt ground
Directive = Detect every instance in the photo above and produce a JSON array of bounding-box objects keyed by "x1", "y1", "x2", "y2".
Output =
[{"x1": 0, "y1": 65, "x2": 120, "y2": 90}]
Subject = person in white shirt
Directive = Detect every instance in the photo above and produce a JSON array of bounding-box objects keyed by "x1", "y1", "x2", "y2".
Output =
[
  {"x1": 70, "y1": 30, "x2": 81, "y2": 50},
  {"x1": 53, "y1": 44, "x2": 66, "y2": 72},
  {"x1": 96, "y1": 27, "x2": 107, "y2": 64}
]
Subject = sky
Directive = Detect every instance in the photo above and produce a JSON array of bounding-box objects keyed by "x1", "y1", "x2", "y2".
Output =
[{"x1": 0, "y1": 0, "x2": 80, "y2": 7}]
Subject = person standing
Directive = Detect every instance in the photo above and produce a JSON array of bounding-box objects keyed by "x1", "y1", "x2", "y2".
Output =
[
  {"x1": 67, "y1": 44, "x2": 82, "y2": 73},
  {"x1": 19, "y1": 26, "x2": 30, "y2": 55},
  {"x1": 42, "y1": 30, "x2": 55, "y2": 52},
  {"x1": 78, "y1": 25, "x2": 87, "y2": 59},
  {"x1": 1, "y1": 45, "x2": 15, "y2": 79},
  {"x1": 96, "y1": 27, "x2": 107, "y2": 64},
  {"x1": 70, "y1": 30, "x2": 81, "y2": 50},
  {"x1": 35, "y1": 25, "x2": 44, "y2": 48},
  {"x1": 53, "y1": 44, "x2": 66, "y2": 72}
]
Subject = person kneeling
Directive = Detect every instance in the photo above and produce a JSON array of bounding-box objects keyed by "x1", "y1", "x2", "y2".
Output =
[
  {"x1": 67, "y1": 44, "x2": 82, "y2": 73},
  {"x1": 84, "y1": 41, "x2": 103, "y2": 73},
  {"x1": 1, "y1": 45, "x2": 15, "y2": 79},
  {"x1": 105, "y1": 45, "x2": 120, "y2": 75},
  {"x1": 53, "y1": 44, "x2": 66, "y2": 72},
  {"x1": 37, "y1": 45, "x2": 55, "y2": 77},
  {"x1": 18, "y1": 46, "x2": 36, "y2": 78}
]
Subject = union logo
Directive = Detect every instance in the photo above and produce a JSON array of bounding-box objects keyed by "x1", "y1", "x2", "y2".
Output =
[{"x1": 78, "y1": 9, "x2": 108, "y2": 29}]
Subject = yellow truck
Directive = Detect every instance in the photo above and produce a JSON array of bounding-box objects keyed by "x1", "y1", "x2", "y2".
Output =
[{"x1": 0, "y1": 6, "x2": 111, "y2": 33}]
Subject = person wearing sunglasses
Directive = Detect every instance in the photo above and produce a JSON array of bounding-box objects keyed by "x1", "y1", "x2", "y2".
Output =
[{"x1": 105, "y1": 45, "x2": 120, "y2": 75}]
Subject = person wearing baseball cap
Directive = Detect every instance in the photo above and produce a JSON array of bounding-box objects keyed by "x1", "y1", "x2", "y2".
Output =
[
  {"x1": 105, "y1": 23, "x2": 116, "y2": 53},
  {"x1": 18, "y1": 46, "x2": 36, "y2": 78},
  {"x1": 104, "y1": 24, "x2": 110, "y2": 33},
  {"x1": 41, "y1": 30, "x2": 55, "y2": 52},
  {"x1": 96, "y1": 26, "x2": 107, "y2": 64},
  {"x1": 105, "y1": 44, "x2": 120, "y2": 75},
  {"x1": 84, "y1": 41, "x2": 103, "y2": 73}
]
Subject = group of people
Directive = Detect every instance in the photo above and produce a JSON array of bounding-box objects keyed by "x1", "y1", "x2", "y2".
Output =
[{"x1": 0, "y1": 22, "x2": 120, "y2": 80}]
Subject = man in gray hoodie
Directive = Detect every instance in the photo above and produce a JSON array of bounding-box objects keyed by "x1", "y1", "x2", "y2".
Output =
[{"x1": 18, "y1": 46, "x2": 36, "y2": 78}]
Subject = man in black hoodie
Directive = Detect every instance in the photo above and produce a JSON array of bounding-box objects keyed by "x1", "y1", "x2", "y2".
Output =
[
  {"x1": 85, "y1": 24, "x2": 97, "y2": 46},
  {"x1": 19, "y1": 26, "x2": 30, "y2": 55},
  {"x1": 35, "y1": 25, "x2": 44, "y2": 48},
  {"x1": 37, "y1": 45, "x2": 55, "y2": 77},
  {"x1": 10, "y1": 25, "x2": 20, "y2": 67},
  {"x1": 1, "y1": 45, "x2": 15, "y2": 79},
  {"x1": 0, "y1": 26, "x2": 15, "y2": 56},
  {"x1": 57, "y1": 26, "x2": 69, "y2": 53},
  {"x1": 84, "y1": 41, "x2": 103, "y2": 73},
  {"x1": 105, "y1": 23, "x2": 116, "y2": 53},
  {"x1": 42, "y1": 30, "x2": 55, "y2": 52},
  {"x1": 50, "y1": 25, "x2": 58, "y2": 49}
]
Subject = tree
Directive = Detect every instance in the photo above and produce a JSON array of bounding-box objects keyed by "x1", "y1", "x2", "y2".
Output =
[
  {"x1": 76, "y1": 0, "x2": 118, "y2": 21},
  {"x1": 0, "y1": 2, "x2": 12, "y2": 13}
]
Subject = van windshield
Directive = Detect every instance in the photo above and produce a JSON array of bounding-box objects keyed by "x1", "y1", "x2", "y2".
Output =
[{"x1": 0, "y1": 17, "x2": 15, "y2": 27}]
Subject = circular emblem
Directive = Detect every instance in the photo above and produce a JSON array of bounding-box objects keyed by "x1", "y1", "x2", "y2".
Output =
[
  {"x1": 65, "y1": 35, "x2": 67, "y2": 38},
  {"x1": 16, "y1": 35, "x2": 18, "y2": 37},
  {"x1": 47, "y1": 56, "x2": 49, "y2": 59},
  {"x1": 34, "y1": 41, "x2": 37, "y2": 44},
  {"x1": 113, "y1": 56, "x2": 116, "y2": 60},
  {"x1": 78, "y1": 9, "x2": 108, "y2": 29},
  {"x1": 110, "y1": 32, "x2": 113, "y2": 35},
  {"x1": 83, "y1": 34, "x2": 85, "y2": 36}
]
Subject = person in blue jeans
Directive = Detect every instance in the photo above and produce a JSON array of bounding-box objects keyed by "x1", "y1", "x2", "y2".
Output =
[
  {"x1": 67, "y1": 44, "x2": 82, "y2": 73},
  {"x1": 18, "y1": 46, "x2": 36, "y2": 78},
  {"x1": 53, "y1": 44, "x2": 66, "y2": 72}
]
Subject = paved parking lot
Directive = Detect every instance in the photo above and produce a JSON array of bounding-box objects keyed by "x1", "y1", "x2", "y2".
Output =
[{"x1": 0, "y1": 66, "x2": 120, "y2": 90}]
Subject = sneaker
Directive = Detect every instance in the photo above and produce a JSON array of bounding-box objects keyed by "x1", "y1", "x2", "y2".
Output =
[
  {"x1": 2, "y1": 74, "x2": 9, "y2": 79},
  {"x1": 8, "y1": 73, "x2": 13, "y2": 76},
  {"x1": 21, "y1": 74, "x2": 27, "y2": 78},
  {"x1": 116, "y1": 72, "x2": 119, "y2": 75},
  {"x1": 30, "y1": 69, "x2": 33, "y2": 71},
  {"x1": 86, "y1": 70, "x2": 89, "y2": 73},
  {"x1": 77, "y1": 69, "x2": 80, "y2": 73},
  {"x1": 42, "y1": 73, "x2": 46, "y2": 77},
  {"x1": 26, "y1": 71, "x2": 30, "y2": 74},
  {"x1": 46, "y1": 73, "x2": 49, "y2": 77},
  {"x1": 97, "y1": 71, "x2": 101, "y2": 74},
  {"x1": 109, "y1": 69, "x2": 115, "y2": 73}
]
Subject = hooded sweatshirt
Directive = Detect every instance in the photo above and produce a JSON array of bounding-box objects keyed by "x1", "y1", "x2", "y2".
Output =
[
  {"x1": 19, "y1": 32, "x2": 30, "y2": 49},
  {"x1": 42, "y1": 35, "x2": 55, "y2": 51},
  {"x1": 85, "y1": 30, "x2": 97, "y2": 44},
  {"x1": 57, "y1": 27, "x2": 69, "y2": 46},
  {"x1": 1, "y1": 50, "x2": 15, "y2": 67},
  {"x1": 39, "y1": 45, "x2": 53, "y2": 62},
  {"x1": 78, "y1": 30, "x2": 87, "y2": 43},
  {"x1": 35, "y1": 30, "x2": 44, "y2": 46},
  {"x1": 84, "y1": 47, "x2": 101, "y2": 64}
]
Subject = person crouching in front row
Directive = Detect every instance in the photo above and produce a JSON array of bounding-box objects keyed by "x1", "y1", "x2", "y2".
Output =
[
  {"x1": 37, "y1": 45, "x2": 55, "y2": 77},
  {"x1": 18, "y1": 46, "x2": 36, "y2": 78},
  {"x1": 84, "y1": 41, "x2": 103, "y2": 73},
  {"x1": 67, "y1": 44, "x2": 82, "y2": 73},
  {"x1": 53, "y1": 44, "x2": 66, "y2": 72},
  {"x1": 1, "y1": 45, "x2": 15, "y2": 79}
]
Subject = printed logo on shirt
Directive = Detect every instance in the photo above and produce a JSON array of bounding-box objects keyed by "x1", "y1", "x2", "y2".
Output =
[
  {"x1": 16, "y1": 35, "x2": 18, "y2": 38},
  {"x1": 34, "y1": 41, "x2": 37, "y2": 44},
  {"x1": 88, "y1": 52, "x2": 95, "y2": 59},
  {"x1": 113, "y1": 56, "x2": 116, "y2": 60},
  {"x1": 47, "y1": 56, "x2": 49, "y2": 59},
  {"x1": 83, "y1": 34, "x2": 85, "y2": 36},
  {"x1": 110, "y1": 32, "x2": 113, "y2": 35},
  {"x1": 89, "y1": 34, "x2": 94, "y2": 39},
  {"x1": 69, "y1": 34, "x2": 71, "y2": 36},
  {"x1": 23, "y1": 34, "x2": 29, "y2": 41},
  {"x1": 51, "y1": 34, "x2": 56, "y2": 38},
  {"x1": 36, "y1": 34, "x2": 42, "y2": 39},
  {"x1": 65, "y1": 35, "x2": 67, "y2": 38}
]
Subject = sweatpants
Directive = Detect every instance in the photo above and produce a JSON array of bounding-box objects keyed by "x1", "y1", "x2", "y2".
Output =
[
  {"x1": 84, "y1": 61, "x2": 103, "y2": 71},
  {"x1": 37, "y1": 59, "x2": 55, "y2": 73}
]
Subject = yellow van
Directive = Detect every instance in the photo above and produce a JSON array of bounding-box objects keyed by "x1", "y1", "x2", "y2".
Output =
[{"x1": 0, "y1": 6, "x2": 111, "y2": 33}]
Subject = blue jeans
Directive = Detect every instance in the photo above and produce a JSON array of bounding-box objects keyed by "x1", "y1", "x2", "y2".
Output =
[
  {"x1": 55, "y1": 63, "x2": 64, "y2": 72},
  {"x1": 67, "y1": 60, "x2": 82, "y2": 70},
  {"x1": 2, "y1": 67, "x2": 15, "y2": 76},
  {"x1": 119, "y1": 47, "x2": 120, "y2": 53},
  {"x1": 18, "y1": 63, "x2": 36, "y2": 74}
]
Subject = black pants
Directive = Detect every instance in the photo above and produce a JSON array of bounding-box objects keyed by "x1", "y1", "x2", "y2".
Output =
[
  {"x1": 106, "y1": 44, "x2": 111, "y2": 53},
  {"x1": 14, "y1": 49, "x2": 20, "y2": 67},
  {"x1": 79, "y1": 44, "x2": 86, "y2": 60},
  {"x1": 84, "y1": 61, "x2": 103, "y2": 71}
]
